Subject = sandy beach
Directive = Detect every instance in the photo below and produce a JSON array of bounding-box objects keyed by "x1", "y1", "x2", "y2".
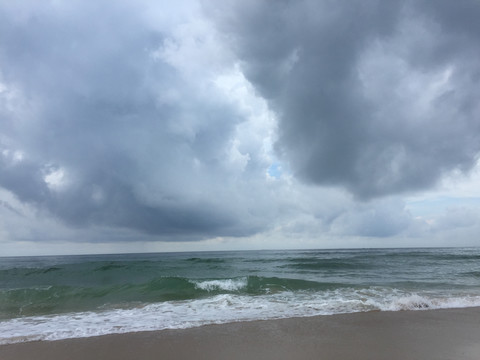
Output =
[{"x1": 2, "y1": 307, "x2": 480, "y2": 360}]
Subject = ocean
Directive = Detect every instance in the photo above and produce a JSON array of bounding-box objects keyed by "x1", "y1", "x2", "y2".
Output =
[{"x1": 1, "y1": 247, "x2": 480, "y2": 344}]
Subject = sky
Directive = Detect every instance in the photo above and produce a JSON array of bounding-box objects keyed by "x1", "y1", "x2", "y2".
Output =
[{"x1": 1, "y1": 0, "x2": 480, "y2": 256}]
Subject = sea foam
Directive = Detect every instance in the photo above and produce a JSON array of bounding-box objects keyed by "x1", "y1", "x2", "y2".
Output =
[
  {"x1": 191, "y1": 278, "x2": 248, "y2": 292},
  {"x1": 2, "y1": 289, "x2": 480, "y2": 345}
]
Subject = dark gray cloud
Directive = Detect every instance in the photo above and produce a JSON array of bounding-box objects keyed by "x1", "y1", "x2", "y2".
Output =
[
  {"x1": 209, "y1": 0, "x2": 480, "y2": 199},
  {"x1": 2, "y1": 0, "x2": 480, "y2": 247},
  {"x1": 0, "y1": 0, "x2": 272, "y2": 240}
]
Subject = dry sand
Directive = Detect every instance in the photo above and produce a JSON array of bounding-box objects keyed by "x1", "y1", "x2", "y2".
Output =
[{"x1": 2, "y1": 307, "x2": 480, "y2": 360}]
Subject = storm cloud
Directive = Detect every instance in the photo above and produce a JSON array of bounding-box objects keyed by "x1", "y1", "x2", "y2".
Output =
[
  {"x1": 1, "y1": 0, "x2": 480, "y2": 249},
  {"x1": 209, "y1": 0, "x2": 480, "y2": 199},
  {"x1": 0, "y1": 0, "x2": 276, "y2": 239}
]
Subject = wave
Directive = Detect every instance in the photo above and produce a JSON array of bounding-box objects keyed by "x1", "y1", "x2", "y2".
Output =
[
  {"x1": 185, "y1": 257, "x2": 231, "y2": 265},
  {"x1": 282, "y1": 261, "x2": 371, "y2": 271},
  {"x1": 0, "y1": 275, "x2": 340, "y2": 319},
  {"x1": 370, "y1": 250, "x2": 480, "y2": 262},
  {"x1": 192, "y1": 278, "x2": 248, "y2": 292},
  {"x1": 377, "y1": 293, "x2": 480, "y2": 311},
  {"x1": 94, "y1": 263, "x2": 131, "y2": 272},
  {"x1": 461, "y1": 271, "x2": 480, "y2": 278},
  {"x1": 2, "y1": 288, "x2": 480, "y2": 345},
  {"x1": 0, "y1": 266, "x2": 64, "y2": 277},
  {"x1": 190, "y1": 276, "x2": 338, "y2": 294},
  {"x1": 4, "y1": 267, "x2": 479, "y2": 321}
]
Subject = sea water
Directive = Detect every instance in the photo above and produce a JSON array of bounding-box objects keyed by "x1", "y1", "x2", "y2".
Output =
[{"x1": 1, "y1": 248, "x2": 480, "y2": 344}]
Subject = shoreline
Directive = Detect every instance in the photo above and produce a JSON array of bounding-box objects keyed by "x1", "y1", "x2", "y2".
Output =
[{"x1": 2, "y1": 307, "x2": 480, "y2": 360}]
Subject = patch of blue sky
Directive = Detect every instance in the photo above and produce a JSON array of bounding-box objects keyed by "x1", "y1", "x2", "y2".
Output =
[{"x1": 267, "y1": 162, "x2": 282, "y2": 179}]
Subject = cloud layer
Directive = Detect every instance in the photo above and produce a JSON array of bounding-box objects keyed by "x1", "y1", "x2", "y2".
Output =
[
  {"x1": 1, "y1": 0, "x2": 480, "y2": 249},
  {"x1": 0, "y1": 0, "x2": 278, "y2": 239},
  {"x1": 210, "y1": 0, "x2": 480, "y2": 199}
]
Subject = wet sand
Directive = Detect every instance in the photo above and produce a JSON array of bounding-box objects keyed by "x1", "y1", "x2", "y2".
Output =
[{"x1": 2, "y1": 307, "x2": 480, "y2": 360}]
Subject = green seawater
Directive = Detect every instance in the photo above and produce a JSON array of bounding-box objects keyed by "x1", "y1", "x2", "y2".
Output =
[{"x1": 1, "y1": 248, "x2": 480, "y2": 320}]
